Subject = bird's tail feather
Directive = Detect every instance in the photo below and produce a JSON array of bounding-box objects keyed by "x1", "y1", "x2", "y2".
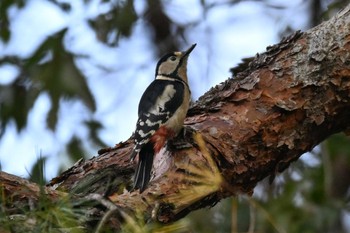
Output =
[{"x1": 133, "y1": 143, "x2": 154, "y2": 192}]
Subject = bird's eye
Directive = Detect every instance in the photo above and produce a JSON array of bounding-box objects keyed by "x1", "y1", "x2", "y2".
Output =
[{"x1": 170, "y1": 56, "x2": 177, "y2": 61}]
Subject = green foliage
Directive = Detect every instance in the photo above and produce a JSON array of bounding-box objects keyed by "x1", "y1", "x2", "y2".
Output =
[
  {"x1": 88, "y1": 0, "x2": 137, "y2": 46},
  {"x1": 0, "y1": 74, "x2": 39, "y2": 134},
  {"x1": 84, "y1": 120, "x2": 108, "y2": 148},
  {"x1": 67, "y1": 136, "x2": 86, "y2": 164},
  {"x1": 185, "y1": 134, "x2": 350, "y2": 233},
  {"x1": 30, "y1": 29, "x2": 96, "y2": 130},
  {"x1": 0, "y1": 28, "x2": 96, "y2": 132},
  {"x1": 120, "y1": 210, "x2": 189, "y2": 233},
  {"x1": 322, "y1": 0, "x2": 350, "y2": 20},
  {"x1": 0, "y1": 0, "x2": 25, "y2": 42},
  {"x1": 250, "y1": 135, "x2": 350, "y2": 233},
  {"x1": 0, "y1": 187, "x2": 85, "y2": 233},
  {"x1": 0, "y1": 0, "x2": 140, "y2": 177},
  {"x1": 29, "y1": 153, "x2": 47, "y2": 185},
  {"x1": 29, "y1": 195, "x2": 84, "y2": 233}
]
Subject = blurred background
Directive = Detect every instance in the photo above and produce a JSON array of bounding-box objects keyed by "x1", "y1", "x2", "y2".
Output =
[{"x1": 1, "y1": 0, "x2": 350, "y2": 232}]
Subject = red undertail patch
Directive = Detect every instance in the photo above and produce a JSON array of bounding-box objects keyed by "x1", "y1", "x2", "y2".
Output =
[{"x1": 150, "y1": 126, "x2": 175, "y2": 153}]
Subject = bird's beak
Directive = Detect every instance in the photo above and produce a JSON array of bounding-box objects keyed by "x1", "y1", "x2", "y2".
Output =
[{"x1": 182, "y1": 43, "x2": 196, "y2": 57}]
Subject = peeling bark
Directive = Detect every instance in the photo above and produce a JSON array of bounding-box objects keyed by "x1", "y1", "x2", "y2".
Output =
[{"x1": 2, "y1": 4, "x2": 350, "y2": 231}]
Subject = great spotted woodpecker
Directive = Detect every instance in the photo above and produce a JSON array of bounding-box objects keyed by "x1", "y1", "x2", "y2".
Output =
[{"x1": 130, "y1": 44, "x2": 196, "y2": 192}]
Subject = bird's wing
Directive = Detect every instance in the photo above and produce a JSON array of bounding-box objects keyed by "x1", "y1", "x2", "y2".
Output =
[{"x1": 133, "y1": 79, "x2": 184, "y2": 150}]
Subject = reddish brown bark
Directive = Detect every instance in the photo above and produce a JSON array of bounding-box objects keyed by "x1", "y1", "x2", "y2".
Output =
[{"x1": 2, "y1": 4, "x2": 350, "y2": 231}]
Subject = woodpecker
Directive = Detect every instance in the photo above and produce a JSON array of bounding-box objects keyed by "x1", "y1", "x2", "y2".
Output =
[{"x1": 130, "y1": 44, "x2": 196, "y2": 192}]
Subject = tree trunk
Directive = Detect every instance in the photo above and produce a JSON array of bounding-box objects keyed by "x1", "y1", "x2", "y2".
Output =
[{"x1": 2, "y1": 4, "x2": 350, "y2": 232}]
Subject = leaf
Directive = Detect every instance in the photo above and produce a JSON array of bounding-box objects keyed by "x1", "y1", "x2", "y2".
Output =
[
  {"x1": 47, "y1": 95, "x2": 59, "y2": 130},
  {"x1": 84, "y1": 120, "x2": 107, "y2": 148},
  {"x1": 29, "y1": 154, "x2": 47, "y2": 185},
  {"x1": 88, "y1": 0, "x2": 137, "y2": 46},
  {"x1": 325, "y1": 133, "x2": 350, "y2": 159},
  {"x1": 67, "y1": 136, "x2": 85, "y2": 163},
  {"x1": 0, "y1": 0, "x2": 26, "y2": 42},
  {"x1": 0, "y1": 77, "x2": 40, "y2": 133},
  {"x1": 28, "y1": 29, "x2": 96, "y2": 130},
  {"x1": 1, "y1": 28, "x2": 96, "y2": 133}
]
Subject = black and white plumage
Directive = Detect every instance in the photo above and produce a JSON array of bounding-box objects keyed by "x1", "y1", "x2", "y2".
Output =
[{"x1": 131, "y1": 44, "x2": 196, "y2": 192}]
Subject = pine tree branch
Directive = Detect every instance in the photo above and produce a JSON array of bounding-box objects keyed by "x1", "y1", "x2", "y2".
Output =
[{"x1": 2, "y1": 3, "x2": 350, "y2": 231}]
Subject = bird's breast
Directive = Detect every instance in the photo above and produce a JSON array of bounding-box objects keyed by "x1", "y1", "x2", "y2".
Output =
[{"x1": 163, "y1": 87, "x2": 190, "y2": 135}]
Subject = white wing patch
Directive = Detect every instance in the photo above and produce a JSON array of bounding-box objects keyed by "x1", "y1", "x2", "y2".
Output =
[
  {"x1": 133, "y1": 83, "x2": 179, "y2": 151},
  {"x1": 137, "y1": 129, "x2": 155, "y2": 138},
  {"x1": 149, "y1": 84, "x2": 176, "y2": 115},
  {"x1": 145, "y1": 119, "x2": 162, "y2": 127}
]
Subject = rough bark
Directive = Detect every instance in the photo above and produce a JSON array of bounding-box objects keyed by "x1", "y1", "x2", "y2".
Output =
[{"x1": 2, "y1": 4, "x2": 350, "y2": 231}]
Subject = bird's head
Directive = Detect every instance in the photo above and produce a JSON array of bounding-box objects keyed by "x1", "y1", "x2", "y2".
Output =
[{"x1": 155, "y1": 44, "x2": 196, "y2": 81}]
